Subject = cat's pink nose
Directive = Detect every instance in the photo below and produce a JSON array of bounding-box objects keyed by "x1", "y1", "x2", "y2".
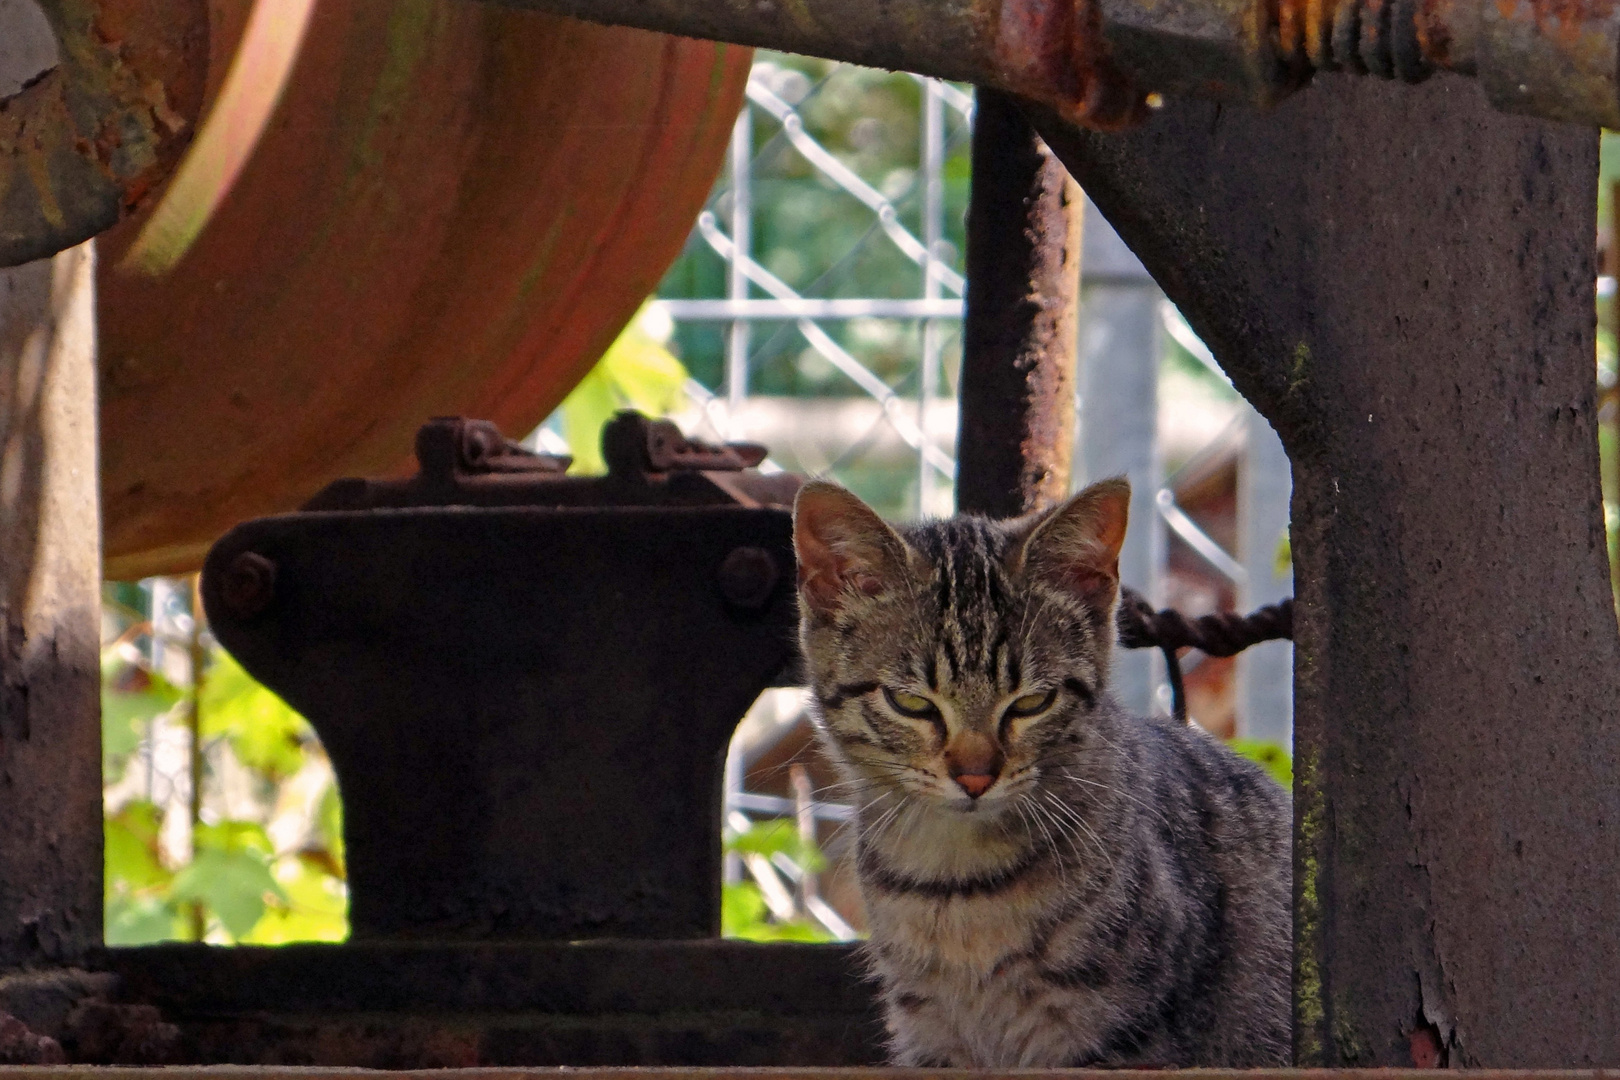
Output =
[{"x1": 955, "y1": 773, "x2": 995, "y2": 798}]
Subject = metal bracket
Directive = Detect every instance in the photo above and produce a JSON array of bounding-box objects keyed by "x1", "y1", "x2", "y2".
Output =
[{"x1": 303, "y1": 412, "x2": 798, "y2": 512}]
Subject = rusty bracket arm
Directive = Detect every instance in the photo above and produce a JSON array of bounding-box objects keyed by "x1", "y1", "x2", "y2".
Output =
[
  {"x1": 1, "y1": 0, "x2": 209, "y2": 268},
  {"x1": 476, "y1": 0, "x2": 1620, "y2": 130}
]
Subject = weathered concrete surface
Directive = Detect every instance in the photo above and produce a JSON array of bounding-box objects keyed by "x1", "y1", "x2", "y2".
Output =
[
  {"x1": 0, "y1": 0, "x2": 102, "y2": 974},
  {"x1": 0, "y1": 235, "x2": 103, "y2": 971},
  {"x1": 1036, "y1": 73, "x2": 1620, "y2": 1065}
]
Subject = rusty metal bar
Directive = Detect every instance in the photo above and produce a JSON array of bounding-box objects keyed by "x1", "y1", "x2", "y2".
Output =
[
  {"x1": 7, "y1": 0, "x2": 1618, "y2": 269},
  {"x1": 955, "y1": 90, "x2": 1082, "y2": 520},
  {"x1": 478, "y1": 0, "x2": 1620, "y2": 131},
  {"x1": 0, "y1": 0, "x2": 209, "y2": 268},
  {"x1": 465, "y1": 0, "x2": 1149, "y2": 129}
]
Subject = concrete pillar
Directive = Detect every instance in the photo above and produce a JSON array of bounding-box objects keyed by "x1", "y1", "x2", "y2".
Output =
[
  {"x1": 1077, "y1": 199, "x2": 1162, "y2": 715},
  {"x1": 0, "y1": 0, "x2": 104, "y2": 969}
]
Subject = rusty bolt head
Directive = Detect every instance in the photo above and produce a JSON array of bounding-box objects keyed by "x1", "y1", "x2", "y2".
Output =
[
  {"x1": 717, "y1": 546, "x2": 781, "y2": 611},
  {"x1": 458, "y1": 420, "x2": 508, "y2": 469},
  {"x1": 219, "y1": 551, "x2": 277, "y2": 620}
]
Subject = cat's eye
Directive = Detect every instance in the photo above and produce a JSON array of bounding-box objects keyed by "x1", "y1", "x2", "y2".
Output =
[
  {"x1": 883, "y1": 687, "x2": 940, "y2": 718},
  {"x1": 1004, "y1": 688, "x2": 1057, "y2": 719}
]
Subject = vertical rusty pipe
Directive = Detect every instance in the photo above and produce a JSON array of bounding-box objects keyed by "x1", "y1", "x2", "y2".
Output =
[{"x1": 955, "y1": 90, "x2": 1084, "y2": 519}]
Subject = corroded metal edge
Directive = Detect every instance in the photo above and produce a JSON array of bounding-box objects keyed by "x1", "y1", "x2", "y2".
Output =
[{"x1": 0, "y1": 0, "x2": 209, "y2": 268}]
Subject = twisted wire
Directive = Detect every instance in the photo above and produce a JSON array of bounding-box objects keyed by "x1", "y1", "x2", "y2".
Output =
[{"x1": 1116, "y1": 585, "x2": 1294, "y2": 725}]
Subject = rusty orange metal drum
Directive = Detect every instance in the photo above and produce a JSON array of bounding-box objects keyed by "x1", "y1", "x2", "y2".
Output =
[{"x1": 95, "y1": 0, "x2": 750, "y2": 580}]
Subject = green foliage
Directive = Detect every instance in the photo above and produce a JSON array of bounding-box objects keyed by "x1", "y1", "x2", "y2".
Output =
[
  {"x1": 720, "y1": 820, "x2": 836, "y2": 942},
  {"x1": 102, "y1": 585, "x2": 349, "y2": 946},
  {"x1": 1229, "y1": 739, "x2": 1293, "y2": 789},
  {"x1": 721, "y1": 882, "x2": 833, "y2": 942},
  {"x1": 101, "y1": 660, "x2": 181, "y2": 770},
  {"x1": 557, "y1": 304, "x2": 689, "y2": 474},
  {"x1": 200, "y1": 652, "x2": 309, "y2": 781},
  {"x1": 659, "y1": 55, "x2": 972, "y2": 398},
  {"x1": 726, "y1": 818, "x2": 826, "y2": 873},
  {"x1": 169, "y1": 823, "x2": 287, "y2": 940}
]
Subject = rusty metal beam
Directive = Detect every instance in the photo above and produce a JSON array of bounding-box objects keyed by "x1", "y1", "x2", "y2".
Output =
[
  {"x1": 1032, "y1": 75, "x2": 1620, "y2": 1065},
  {"x1": 477, "y1": 0, "x2": 1620, "y2": 131},
  {"x1": 0, "y1": 0, "x2": 208, "y2": 268},
  {"x1": 955, "y1": 89, "x2": 1082, "y2": 519}
]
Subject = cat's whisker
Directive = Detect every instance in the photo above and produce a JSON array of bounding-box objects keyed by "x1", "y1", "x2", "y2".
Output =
[
  {"x1": 1019, "y1": 793, "x2": 1071, "y2": 887},
  {"x1": 1039, "y1": 789, "x2": 1112, "y2": 871},
  {"x1": 1056, "y1": 768, "x2": 1170, "y2": 826},
  {"x1": 857, "y1": 791, "x2": 910, "y2": 845},
  {"x1": 1050, "y1": 797, "x2": 1117, "y2": 870},
  {"x1": 1033, "y1": 791, "x2": 1088, "y2": 868}
]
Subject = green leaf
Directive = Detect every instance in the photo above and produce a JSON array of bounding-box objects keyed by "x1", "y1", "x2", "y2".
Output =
[
  {"x1": 720, "y1": 882, "x2": 834, "y2": 942},
  {"x1": 194, "y1": 819, "x2": 276, "y2": 858},
  {"x1": 105, "y1": 895, "x2": 183, "y2": 946},
  {"x1": 169, "y1": 847, "x2": 286, "y2": 940},
  {"x1": 724, "y1": 819, "x2": 827, "y2": 872},
  {"x1": 199, "y1": 651, "x2": 312, "y2": 780},
  {"x1": 101, "y1": 663, "x2": 181, "y2": 765},
  {"x1": 1273, "y1": 529, "x2": 1292, "y2": 577},
  {"x1": 1229, "y1": 738, "x2": 1292, "y2": 789},
  {"x1": 240, "y1": 857, "x2": 348, "y2": 944},
  {"x1": 105, "y1": 803, "x2": 171, "y2": 894}
]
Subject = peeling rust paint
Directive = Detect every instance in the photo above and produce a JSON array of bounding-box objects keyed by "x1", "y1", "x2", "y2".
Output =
[
  {"x1": 483, "y1": 0, "x2": 1620, "y2": 128},
  {"x1": 992, "y1": 0, "x2": 1151, "y2": 131},
  {"x1": 956, "y1": 89, "x2": 1083, "y2": 516},
  {"x1": 0, "y1": 0, "x2": 208, "y2": 267}
]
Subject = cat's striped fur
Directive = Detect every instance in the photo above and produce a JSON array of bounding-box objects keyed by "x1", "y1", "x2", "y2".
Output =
[{"x1": 792, "y1": 477, "x2": 1290, "y2": 1068}]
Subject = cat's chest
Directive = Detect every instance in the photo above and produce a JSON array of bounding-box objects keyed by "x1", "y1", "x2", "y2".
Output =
[{"x1": 864, "y1": 876, "x2": 1059, "y2": 975}]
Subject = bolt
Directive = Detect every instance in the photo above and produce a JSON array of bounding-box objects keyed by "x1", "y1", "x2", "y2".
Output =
[
  {"x1": 717, "y1": 546, "x2": 780, "y2": 611},
  {"x1": 219, "y1": 551, "x2": 277, "y2": 620},
  {"x1": 458, "y1": 420, "x2": 507, "y2": 469}
]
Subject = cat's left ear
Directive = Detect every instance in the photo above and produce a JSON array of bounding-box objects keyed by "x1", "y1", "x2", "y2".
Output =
[
  {"x1": 1007, "y1": 477, "x2": 1131, "y2": 614},
  {"x1": 793, "y1": 481, "x2": 912, "y2": 618}
]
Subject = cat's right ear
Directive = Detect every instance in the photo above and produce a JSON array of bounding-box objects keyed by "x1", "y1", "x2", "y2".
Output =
[
  {"x1": 1008, "y1": 476, "x2": 1131, "y2": 614},
  {"x1": 793, "y1": 481, "x2": 910, "y2": 617}
]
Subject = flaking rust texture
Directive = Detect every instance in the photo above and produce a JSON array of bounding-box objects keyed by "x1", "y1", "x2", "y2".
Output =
[
  {"x1": 1035, "y1": 72, "x2": 1620, "y2": 1065},
  {"x1": 0, "y1": 0, "x2": 208, "y2": 267},
  {"x1": 955, "y1": 89, "x2": 1084, "y2": 519}
]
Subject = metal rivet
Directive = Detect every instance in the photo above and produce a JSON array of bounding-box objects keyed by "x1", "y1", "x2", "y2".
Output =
[
  {"x1": 220, "y1": 551, "x2": 277, "y2": 620},
  {"x1": 717, "y1": 546, "x2": 780, "y2": 611}
]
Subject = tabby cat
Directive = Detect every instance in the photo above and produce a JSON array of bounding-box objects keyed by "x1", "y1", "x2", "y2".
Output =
[{"x1": 792, "y1": 476, "x2": 1290, "y2": 1068}]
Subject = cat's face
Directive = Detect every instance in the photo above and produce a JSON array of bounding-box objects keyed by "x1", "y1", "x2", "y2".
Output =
[{"x1": 792, "y1": 478, "x2": 1130, "y2": 817}]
